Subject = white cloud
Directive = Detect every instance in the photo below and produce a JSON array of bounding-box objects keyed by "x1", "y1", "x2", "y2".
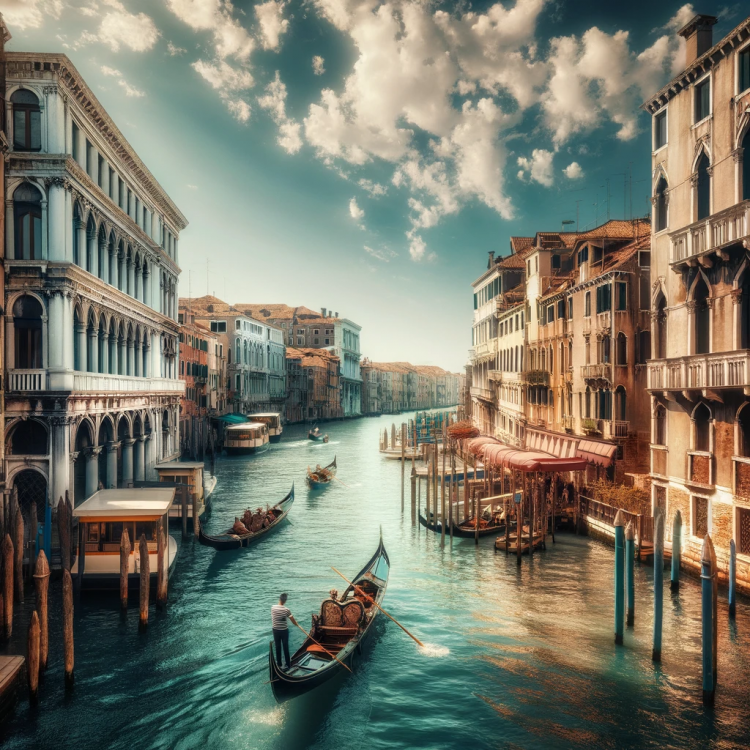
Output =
[
  {"x1": 100, "y1": 65, "x2": 121, "y2": 78},
  {"x1": 0, "y1": 0, "x2": 62, "y2": 29},
  {"x1": 358, "y1": 179, "x2": 386, "y2": 197},
  {"x1": 407, "y1": 232, "x2": 427, "y2": 262},
  {"x1": 167, "y1": 41, "x2": 187, "y2": 56},
  {"x1": 312, "y1": 55, "x2": 326, "y2": 75},
  {"x1": 193, "y1": 58, "x2": 253, "y2": 91},
  {"x1": 349, "y1": 197, "x2": 365, "y2": 226},
  {"x1": 364, "y1": 245, "x2": 396, "y2": 262},
  {"x1": 517, "y1": 149, "x2": 554, "y2": 187},
  {"x1": 255, "y1": 0, "x2": 289, "y2": 51},
  {"x1": 187, "y1": 184, "x2": 199, "y2": 190},
  {"x1": 91, "y1": 8, "x2": 161, "y2": 52},
  {"x1": 564, "y1": 161, "x2": 583, "y2": 179},
  {"x1": 99, "y1": 65, "x2": 145, "y2": 98},
  {"x1": 226, "y1": 99, "x2": 251, "y2": 123},
  {"x1": 257, "y1": 71, "x2": 303, "y2": 153}
]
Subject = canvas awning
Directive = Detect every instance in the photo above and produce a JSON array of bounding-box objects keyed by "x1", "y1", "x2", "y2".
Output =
[
  {"x1": 218, "y1": 414, "x2": 249, "y2": 424},
  {"x1": 576, "y1": 439, "x2": 617, "y2": 468},
  {"x1": 480, "y1": 443, "x2": 588, "y2": 473},
  {"x1": 467, "y1": 436, "x2": 500, "y2": 454}
]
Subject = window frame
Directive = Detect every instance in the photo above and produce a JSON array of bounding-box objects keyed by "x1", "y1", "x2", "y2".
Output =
[
  {"x1": 14, "y1": 193, "x2": 43, "y2": 261},
  {"x1": 736, "y1": 41, "x2": 750, "y2": 97},
  {"x1": 693, "y1": 74, "x2": 712, "y2": 126},
  {"x1": 12, "y1": 90, "x2": 42, "y2": 152},
  {"x1": 653, "y1": 107, "x2": 668, "y2": 152}
]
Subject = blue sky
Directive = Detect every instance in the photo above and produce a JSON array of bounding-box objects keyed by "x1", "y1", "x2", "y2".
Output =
[{"x1": 1, "y1": 0, "x2": 744, "y2": 371}]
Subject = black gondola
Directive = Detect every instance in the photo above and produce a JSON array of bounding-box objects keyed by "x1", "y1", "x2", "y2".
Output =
[
  {"x1": 308, "y1": 428, "x2": 328, "y2": 442},
  {"x1": 306, "y1": 457, "x2": 337, "y2": 488},
  {"x1": 198, "y1": 485, "x2": 294, "y2": 550},
  {"x1": 269, "y1": 534, "x2": 390, "y2": 702},
  {"x1": 418, "y1": 512, "x2": 505, "y2": 538}
]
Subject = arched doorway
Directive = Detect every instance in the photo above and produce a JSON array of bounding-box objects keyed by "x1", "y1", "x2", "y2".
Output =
[
  {"x1": 73, "y1": 420, "x2": 94, "y2": 505},
  {"x1": 13, "y1": 468, "x2": 47, "y2": 563}
]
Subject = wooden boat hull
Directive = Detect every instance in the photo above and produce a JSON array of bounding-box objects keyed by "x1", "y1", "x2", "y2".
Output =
[
  {"x1": 418, "y1": 513, "x2": 504, "y2": 538},
  {"x1": 225, "y1": 442, "x2": 270, "y2": 455},
  {"x1": 269, "y1": 537, "x2": 389, "y2": 702},
  {"x1": 306, "y1": 457, "x2": 337, "y2": 488},
  {"x1": 308, "y1": 434, "x2": 326, "y2": 442},
  {"x1": 198, "y1": 486, "x2": 294, "y2": 550}
]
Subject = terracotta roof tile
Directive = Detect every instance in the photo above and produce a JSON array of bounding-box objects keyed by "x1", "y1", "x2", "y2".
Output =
[{"x1": 509, "y1": 236, "x2": 534, "y2": 254}]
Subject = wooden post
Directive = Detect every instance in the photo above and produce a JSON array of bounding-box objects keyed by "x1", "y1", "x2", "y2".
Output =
[
  {"x1": 441, "y1": 433, "x2": 446, "y2": 547},
  {"x1": 671, "y1": 509, "x2": 682, "y2": 592},
  {"x1": 425, "y1": 449, "x2": 431, "y2": 527},
  {"x1": 33, "y1": 550, "x2": 50, "y2": 671},
  {"x1": 475, "y1": 495, "x2": 479, "y2": 545},
  {"x1": 192, "y1": 491, "x2": 199, "y2": 537},
  {"x1": 729, "y1": 538, "x2": 736, "y2": 619},
  {"x1": 14, "y1": 509, "x2": 24, "y2": 603},
  {"x1": 637, "y1": 514, "x2": 643, "y2": 562},
  {"x1": 28, "y1": 501, "x2": 37, "y2": 587},
  {"x1": 27, "y1": 611, "x2": 40, "y2": 704},
  {"x1": 401, "y1": 424, "x2": 406, "y2": 512},
  {"x1": 551, "y1": 475, "x2": 557, "y2": 543},
  {"x1": 57, "y1": 497, "x2": 70, "y2": 572},
  {"x1": 410, "y1": 466, "x2": 416, "y2": 526},
  {"x1": 139, "y1": 534, "x2": 149, "y2": 629},
  {"x1": 63, "y1": 569, "x2": 74, "y2": 688},
  {"x1": 653, "y1": 512, "x2": 664, "y2": 662},
  {"x1": 614, "y1": 510, "x2": 625, "y2": 645},
  {"x1": 2, "y1": 534, "x2": 13, "y2": 639},
  {"x1": 626, "y1": 522, "x2": 635, "y2": 627},
  {"x1": 120, "y1": 528, "x2": 131, "y2": 611},
  {"x1": 181, "y1": 487, "x2": 188, "y2": 540},
  {"x1": 76, "y1": 521, "x2": 86, "y2": 601},
  {"x1": 157, "y1": 524, "x2": 168, "y2": 609},
  {"x1": 701, "y1": 533, "x2": 717, "y2": 705},
  {"x1": 517, "y1": 476, "x2": 524, "y2": 566},
  {"x1": 506, "y1": 472, "x2": 513, "y2": 553},
  {"x1": 450, "y1": 449, "x2": 455, "y2": 541},
  {"x1": 529, "y1": 474, "x2": 535, "y2": 557}
]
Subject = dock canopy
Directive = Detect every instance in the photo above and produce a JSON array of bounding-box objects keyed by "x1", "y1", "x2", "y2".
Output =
[
  {"x1": 155, "y1": 461, "x2": 205, "y2": 470},
  {"x1": 467, "y1": 436, "x2": 500, "y2": 455},
  {"x1": 576, "y1": 439, "x2": 617, "y2": 468},
  {"x1": 73, "y1": 488, "x2": 176, "y2": 522},
  {"x1": 481, "y1": 444, "x2": 589, "y2": 473}
]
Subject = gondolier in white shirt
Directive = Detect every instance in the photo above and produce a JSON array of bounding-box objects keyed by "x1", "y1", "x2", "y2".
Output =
[{"x1": 271, "y1": 593, "x2": 297, "y2": 671}]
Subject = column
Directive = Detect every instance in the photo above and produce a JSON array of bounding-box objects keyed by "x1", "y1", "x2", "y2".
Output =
[
  {"x1": 85, "y1": 447, "x2": 101, "y2": 498},
  {"x1": 75, "y1": 322, "x2": 87, "y2": 371},
  {"x1": 145, "y1": 433, "x2": 156, "y2": 480},
  {"x1": 5, "y1": 199, "x2": 12, "y2": 260},
  {"x1": 88, "y1": 229, "x2": 98, "y2": 277},
  {"x1": 111, "y1": 247, "x2": 119, "y2": 288},
  {"x1": 62, "y1": 294, "x2": 74, "y2": 371},
  {"x1": 127, "y1": 338, "x2": 135, "y2": 376},
  {"x1": 143, "y1": 343, "x2": 150, "y2": 378},
  {"x1": 128, "y1": 261, "x2": 135, "y2": 298},
  {"x1": 119, "y1": 252, "x2": 126, "y2": 292},
  {"x1": 145, "y1": 210, "x2": 152, "y2": 239},
  {"x1": 48, "y1": 292, "x2": 64, "y2": 370},
  {"x1": 75, "y1": 127, "x2": 86, "y2": 171},
  {"x1": 110, "y1": 333, "x2": 118, "y2": 375},
  {"x1": 134, "y1": 436, "x2": 145, "y2": 482},
  {"x1": 101, "y1": 159, "x2": 110, "y2": 196},
  {"x1": 118, "y1": 336, "x2": 126, "y2": 375},
  {"x1": 144, "y1": 270, "x2": 150, "y2": 307},
  {"x1": 101, "y1": 239, "x2": 109, "y2": 282},
  {"x1": 106, "y1": 442, "x2": 118, "y2": 489},
  {"x1": 47, "y1": 182, "x2": 66, "y2": 261},
  {"x1": 134, "y1": 266, "x2": 141, "y2": 301},
  {"x1": 151, "y1": 332, "x2": 160, "y2": 378},
  {"x1": 99, "y1": 329, "x2": 108, "y2": 375},
  {"x1": 134, "y1": 341, "x2": 141, "y2": 377},
  {"x1": 88, "y1": 327, "x2": 99, "y2": 373},
  {"x1": 121, "y1": 438, "x2": 135, "y2": 487},
  {"x1": 110, "y1": 172, "x2": 118, "y2": 204},
  {"x1": 50, "y1": 417, "x2": 71, "y2": 505}
]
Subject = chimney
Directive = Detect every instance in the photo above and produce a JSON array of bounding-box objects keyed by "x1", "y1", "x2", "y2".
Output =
[
  {"x1": 321, "y1": 307, "x2": 327, "y2": 317},
  {"x1": 335, "y1": 312, "x2": 338, "y2": 318},
  {"x1": 487, "y1": 251, "x2": 495, "y2": 269},
  {"x1": 678, "y1": 14, "x2": 717, "y2": 68}
]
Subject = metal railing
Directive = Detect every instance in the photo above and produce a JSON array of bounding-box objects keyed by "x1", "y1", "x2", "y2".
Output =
[
  {"x1": 521, "y1": 370, "x2": 550, "y2": 386},
  {"x1": 604, "y1": 420, "x2": 629, "y2": 439},
  {"x1": 562, "y1": 414, "x2": 574, "y2": 431}
]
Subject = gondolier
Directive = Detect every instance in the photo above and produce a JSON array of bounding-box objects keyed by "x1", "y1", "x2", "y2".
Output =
[{"x1": 272, "y1": 593, "x2": 297, "y2": 671}]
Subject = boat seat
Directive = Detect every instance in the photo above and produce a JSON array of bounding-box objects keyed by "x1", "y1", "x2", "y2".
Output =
[{"x1": 318, "y1": 625, "x2": 358, "y2": 636}]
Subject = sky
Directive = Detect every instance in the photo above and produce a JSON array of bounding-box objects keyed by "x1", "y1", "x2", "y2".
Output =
[{"x1": 0, "y1": 0, "x2": 744, "y2": 371}]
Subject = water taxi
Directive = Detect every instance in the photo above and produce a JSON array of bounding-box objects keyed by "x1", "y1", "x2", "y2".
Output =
[
  {"x1": 224, "y1": 422, "x2": 270, "y2": 455},
  {"x1": 153, "y1": 461, "x2": 215, "y2": 522},
  {"x1": 248, "y1": 412, "x2": 283, "y2": 442},
  {"x1": 71, "y1": 488, "x2": 178, "y2": 590}
]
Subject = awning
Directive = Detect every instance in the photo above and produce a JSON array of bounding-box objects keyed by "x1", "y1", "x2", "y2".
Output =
[
  {"x1": 576, "y1": 439, "x2": 617, "y2": 468},
  {"x1": 480, "y1": 443, "x2": 588, "y2": 473},
  {"x1": 217, "y1": 414, "x2": 249, "y2": 424},
  {"x1": 467, "y1": 436, "x2": 500, "y2": 455}
]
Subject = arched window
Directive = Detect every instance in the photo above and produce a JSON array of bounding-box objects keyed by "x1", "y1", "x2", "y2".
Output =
[
  {"x1": 739, "y1": 405, "x2": 750, "y2": 458},
  {"x1": 8, "y1": 420, "x2": 47, "y2": 455},
  {"x1": 696, "y1": 152, "x2": 710, "y2": 221},
  {"x1": 616, "y1": 332, "x2": 627, "y2": 365},
  {"x1": 598, "y1": 389, "x2": 612, "y2": 420},
  {"x1": 14, "y1": 183, "x2": 42, "y2": 260},
  {"x1": 741, "y1": 270, "x2": 750, "y2": 349},
  {"x1": 615, "y1": 386, "x2": 627, "y2": 421},
  {"x1": 694, "y1": 276, "x2": 710, "y2": 355},
  {"x1": 654, "y1": 293, "x2": 667, "y2": 358},
  {"x1": 694, "y1": 403, "x2": 711, "y2": 452},
  {"x1": 654, "y1": 177, "x2": 668, "y2": 232},
  {"x1": 637, "y1": 330, "x2": 651, "y2": 364},
  {"x1": 13, "y1": 295, "x2": 43, "y2": 368},
  {"x1": 602, "y1": 336, "x2": 611, "y2": 364},
  {"x1": 743, "y1": 129, "x2": 750, "y2": 201},
  {"x1": 584, "y1": 291, "x2": 591, "y2": 317},
  {"x1": 654, "y1": 405, "x2": 666, "y2": 445},
  {"x1": 11, "y1": 90, "x2": 41, "y2": 151}
]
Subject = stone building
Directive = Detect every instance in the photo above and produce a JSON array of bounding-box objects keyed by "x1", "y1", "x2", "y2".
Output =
[
  {"x1": 643, "y1": 13, "x2": 750, "y2": 583},
  {"x1": 4, "y1": 51, "x2": 185, "y2": 514},
  {"x1": 284, "y1": 346, "x2": 342, "y2": 422},
  {"x1": 0, "y1": 19, "x2": 10, "y2": 509}
]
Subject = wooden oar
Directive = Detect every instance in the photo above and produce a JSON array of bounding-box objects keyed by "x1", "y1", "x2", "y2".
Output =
[
  {"x1": 331, "y1": 567, "x2": 425, "y2": 648},
  {"x1": 331, "y1": 475, "x2": 350, "y2": 489},
  {"x1": 291, "y1": 620, "x2": 352, "y2": 673}
]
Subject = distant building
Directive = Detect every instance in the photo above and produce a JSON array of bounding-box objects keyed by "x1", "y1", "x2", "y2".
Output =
[{"x1": 284, "y1": 347, "x2": 342, "y2": 422}]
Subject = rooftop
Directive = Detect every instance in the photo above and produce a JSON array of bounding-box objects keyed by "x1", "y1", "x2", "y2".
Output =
[{"x1": 72, "y1": 488, "x2": 175, "y2": 518}]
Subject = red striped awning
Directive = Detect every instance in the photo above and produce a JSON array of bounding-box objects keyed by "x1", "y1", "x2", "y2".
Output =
[
  {"x1": 480, "y1": 443, "x2": 588, "y2": 473},
  {"x1": 467, "y1": 437, "x2": 500, "y2": 455},
  {"x1": 576, "y1": 439, "x2": 617, "y2": 468}
]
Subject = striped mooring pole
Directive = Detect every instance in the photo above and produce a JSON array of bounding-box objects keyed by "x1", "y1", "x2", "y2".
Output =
[
  {"x1": 614, "y1": 510, "x2": 625, "y2": 645},
  {"x1": 652, "y1": 512, "x2": 664, "y2": 662},
  {"x1": 625, "y1": 521, "x2": 635, "y2": 627},
  {"x1": 729, "y1": 539, "x2": 736, "y2": 619},
  {"x1": 701, "y1": 533, "x2": 718, "y2": 706},
  {"x1": 671, "y1": 509, "x2": 682, "y2": 592}
]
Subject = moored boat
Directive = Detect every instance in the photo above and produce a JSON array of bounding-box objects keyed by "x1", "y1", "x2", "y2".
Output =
[
  {"x1": 306, "y1": 457, "x2": 337, "y2": 488},
  {"x1": 269, "y1": 534, "x2": 390, "y2": 702},
  {"x1": 225, "y1": 422, "x2": 270, "y2": 454},
  {"x1": 153, "y1": 460, "x2": 213, "y2": 523},
  {"x1": 248, "y1": 412, "x2": 283, "y2": 442},
  {"x1": 418, "y1": 512, "x2": 505, "y2": 538},
  {"x1": 198, "y1": 485, "x2": 294, "y2": 550}
]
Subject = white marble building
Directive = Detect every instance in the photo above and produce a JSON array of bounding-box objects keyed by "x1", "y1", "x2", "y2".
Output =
[{"x1": 4, "y1": 53, "x2": 186, "y2": 512}]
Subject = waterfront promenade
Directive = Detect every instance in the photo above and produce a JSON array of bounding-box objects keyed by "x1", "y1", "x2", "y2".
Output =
[{"x1": 2, "y1": 414, "x2": 750, "y2": 749}]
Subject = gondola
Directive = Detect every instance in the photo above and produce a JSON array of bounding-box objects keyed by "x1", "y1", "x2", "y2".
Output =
[
  {"x1": 198, "y1": 485, "x2": 294, "y2": 550},
  {"x1": 418, "y1": 512, "x2": 505, "y2": 538},
  {"x1": 308, "y1": 428, "x2": 329, "y2": 443},
  {"x1": 269, "y1": 534, "x2": 390, "y2": 702},
  {"x1": 306, "y1": 457, "x2": 337, "y2": 488}
]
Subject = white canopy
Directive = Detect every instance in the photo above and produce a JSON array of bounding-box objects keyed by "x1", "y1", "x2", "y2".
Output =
[{"x1": 73, "y1": 488, "x2": 176, "y2": 518}]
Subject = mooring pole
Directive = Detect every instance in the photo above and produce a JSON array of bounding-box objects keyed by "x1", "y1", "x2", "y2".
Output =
[
  {"x1": 729, "y1": 538, "x2": 736, "y2": 619},
  {"x1": 401, "y1": 423, "x2": 406, "y2": 513},
  {"x1": 614, "y1": 510, "x2": 625, "y2": 645},
  {"x1": 701, "y1": 533, "x2": 717, "y2": 706},
  {"x1": 671, "y1": 509, "x2": 682, "y2": 592},
  {"x1": 653, "y1": 512, "x2": 664, "y2": 662},
  {"x1": 625, "y1": 522, "x2": 635, "y2": 627}
]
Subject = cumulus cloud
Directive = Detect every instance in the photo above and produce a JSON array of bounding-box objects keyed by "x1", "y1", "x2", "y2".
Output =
[
  {"x1": 358, "y1": 179, "x2": 386, "y2": 197},
  {"x1": 517, "y1": 149, "x2": 554, "y2": 187},
  {"x1": 312, "y1": 55, "x2": 326, "y2": 75},
  {"x1": 255, "y1": 0, "x2": 290, "y2": 51},
  {"x1": 192, "y1": 59, "x2": 253, "y2": 122},
  {"x1": 100, "y1": 64, "x2": 145, "y2": 97},
  {"x1": 167, "y1": 41, "x2": 187, "y2": 55},
  {"x1": 349, "y1": 197, "x2": 365, "y2": 226},
  {"x1": 564, "y1": 161, "x2": 583, "y2": 179},
  {"x1": 0, "y1": 0, "x2": 62, "y2": 29},
  {"x1": 257, "y1": 72, "x2": 302, "y2": 153},
  {"x1": 364, "y1": 245, "x2": 396, "y2": 262}
]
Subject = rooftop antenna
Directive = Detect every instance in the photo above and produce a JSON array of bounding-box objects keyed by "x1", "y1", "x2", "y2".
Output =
[
  {"x1": 575, "y1": 199, "x2": 582, "y2": 232},
  {"x1": 561, "y1": 219, "x2": 575, "y2": 232},
  {"x1": 206, "y1": 259, "x2": 209, "y2": 298}
]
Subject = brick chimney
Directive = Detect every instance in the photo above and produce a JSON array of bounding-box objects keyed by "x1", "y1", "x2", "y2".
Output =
[
  {"x1": 321, "y1": 307, "x2": 327, "y2": 317},
  {"x1": 487, "y1": 251, "x2": 495, "y2": 269},
  {"x1": 678, "y1": 14, "x2": 717, "y2": 68}
]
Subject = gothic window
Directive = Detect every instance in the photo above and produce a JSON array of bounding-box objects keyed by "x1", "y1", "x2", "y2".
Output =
[
  {"x1": 637, "y1": 330, "x2": 651, "y2": 365},
  {"x1": 13, "y1": 295, "x2": 43, "y2": 369},
  {"x1": 8, "y1": 419, "x2": 47, "y2": 455},
  {"x1": 615, "y1": 386, "x2": 627, "y2": 421},
  {"x1": 694, "y1": 276, "x2": 710, "y2": 355},
  {"x1": 11, "y1": 90, "x2": 41, "y2": 151},
  {"x1": 14, "y1": 184, "x2": 42, "y2": 260},
  {"x1": 697, "y1": 152, "x2": 711, "y2": 221},
  {"x1": 616, "y1": 332, "x2": 627, "y2": 365},
  {"x1": 694, "y1": 403, "x2": 711, "y2": 452},
  {"x1": 654, "y1": 405, "x2": 666, "y2": 445},
  {"x1": 654, "y1": 177, "x2": 668, "y2": 232},
  {"x1": 655, "y1": 293, "x2": 667, "y2": 358},
  {"x1": 739, "y1": 405, "x2": 750, "y2": 458}
]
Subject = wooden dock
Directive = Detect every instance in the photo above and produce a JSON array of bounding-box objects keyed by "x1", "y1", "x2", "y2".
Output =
[
  {"x1": 496, "y1": 529, "x2": 546, "y2": 554},
  {"x1": 0, "y1": 656, "x2": 24, "y2": 724}
]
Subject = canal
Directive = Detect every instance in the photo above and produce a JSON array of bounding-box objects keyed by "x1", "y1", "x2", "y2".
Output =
[{"x1": 3, "y1": 413, "x2": 750, "y2": 749}]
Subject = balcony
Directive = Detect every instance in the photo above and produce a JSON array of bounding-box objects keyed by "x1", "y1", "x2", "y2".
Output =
[
  {"x1": 670, "y1": 200, "x2": 750, "y2": 270},
  {"x1": 562, "y1": 414, "x2": 574, "y2": 432},
  {"x1": 470, "y1": 385, "x2": 494, "y2": 402},
  {"x1": 73, "y1": 374, "x2": 185, "y2": 393},
  {"x1": 581, "y1": 363, "x2": 612, "y2": 384},
  {"x1": 582, "y1": 418, "x2": 602, "y2": 435},
  {"x1": 487, "y1": 370, "x2": 503, "y2": 383},
  {"x1": 8, "y1": 369, "x2": 47, "y2": 392},
  {"x1": 647, "y1": 351, "x2": 750, "y2": 395},
  {"x1": 521, "y1": 370, "x2": 550, "y2": 386},
  {"x1": 470, "y1": 338, "x2": 498, "y2": 363},
  {"x1": 603, "y1": 420, "x2": 629, "y2": 439}
]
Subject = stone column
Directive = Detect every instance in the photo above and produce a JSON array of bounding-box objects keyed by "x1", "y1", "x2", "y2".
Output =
[
  {"x1": 143, "y1": 270, "x2": 150, "y2": 308},
  {"x1": 121, "y1": 438, "x2": 135, "y2": 487},
  {"x1": 47, "y1": 180, "x2": 67, "y2": 261},
  {"x1": 101, "y1": 158, "x2": 110, "y2": 196},
  {"x1": 110, "y1": 332, "x2": 118, "y2": 375},
  {"x1": 85, "y1": 447, "x2": 101, "y2": 498},
  {"x1": 111, "y1": 172, "x2": 118, "y2": 204},
  {"x1": 145, "y1": 433, "x2": 156, "y2": 480},
  {"x1": 62, "y1": 293, "x2": 74, "y2": 372},
  {"x1": 99, "y1": 329, "x2": 108, "y2": 375},
  {"x1": 101, "y1": 239, "x2": 109, "y2": 282},
  {"x1": 47, "y1": 292, "x2": 64, "y2": 370},
  {"x1": 128, "y1": 261, "x2": 135, "y2": 298},
  {"x1": 75, "y1": 323, "x2": 87, "y2": 372},
  {"x1": 88, "y1": 229, "x2": 98, "y2": 278},
  {"x1": 88, "y1": 327, "x2": 98, "y2": 373},
  {"x1": 50, "y1": 417, "x2": 71, "y2": 505},
  {"x1": 127, "y1": 339, "x2": 135, "y2": 376},
  {"x1": 119, "y1": 252, "x2": 126, "y2": 292},
  {"x1": 75, "y1": 126, "x2": 86, "y2": 171},
  {"x1": 134, "y1": 266, "x2": 141, "y2": 301},
  {"x1": 106, "y1": 442, "x2": 118, "y2": 489},
  {"x1": 134, "y1": 436, "x2": 145, "y2": 482}
]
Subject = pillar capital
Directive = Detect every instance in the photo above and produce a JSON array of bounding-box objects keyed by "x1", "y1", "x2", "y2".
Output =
[
  {"x1": 106, "y1": 441, "x2": 120, "y2": 453},
  {"x1": 122, "y1": 437, "x2": 136, "y2": 447},
  {"x1": 84, "y1": 446, "x2": 102, "y2": 459}
]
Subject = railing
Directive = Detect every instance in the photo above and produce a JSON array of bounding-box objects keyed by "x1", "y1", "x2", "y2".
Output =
[
  {"x1": 487, "y1": 370, "x2": 503, "y2": 383},
  {"x1": 580, "y1": 495, "x2": 654, "y2": 543},
  {"x1": 581, "y1": 363, "x2": 612, "y2": 382},
  {"x1": 470, "y1": 385, "x2": 493, "y2": 402},
  {"x1": 73, "y1": 374, "x2": 185, "y2": 392},
  {"x1": 604, "y1": 420, "x2": 629, "y2": 439},
  {"x1": 8, "y1": 369, "x2": 46, "y2": 392},
  {"x1": 562, "y1": 414, "x2": 574, "y2": 431},
  {"x1": 470, "y1": 339, "x2": 499, "y2": 361},
  {"x1": 670, "y1": 200, "x2": 750, "y2": 265},
  {"x1": 648, "y1": 351, "x2": 750, "y2": 391},
  {"x1": 582, "y1": 418, "x2": 602, "y2": 434},
  {"x1": 521, "y1": 370, "x2": 550, "y2": 386}
]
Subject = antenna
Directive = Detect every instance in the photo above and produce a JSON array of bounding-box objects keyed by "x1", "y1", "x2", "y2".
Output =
[
  {"x1": 575, "y1": 200, "x2": 582, "y2": 232},
  {"x1": 206, "y1": 259, "x2": 209, "y2": 298}
]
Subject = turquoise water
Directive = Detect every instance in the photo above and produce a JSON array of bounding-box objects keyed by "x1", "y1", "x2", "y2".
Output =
[{"x1": 3, "y1": 414, "x2": 750, "y2": 749}]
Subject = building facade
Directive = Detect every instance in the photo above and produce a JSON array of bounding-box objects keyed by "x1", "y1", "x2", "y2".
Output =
[
  {"x1": 284, "y1": 346, "x2": 342, "y2": 422},
  {"x1": 5, "y1": 52, "x2": 185, "y2": 515},
  {"x1": 643, "y1": 14, "x2": 750, "y2": 580}
]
